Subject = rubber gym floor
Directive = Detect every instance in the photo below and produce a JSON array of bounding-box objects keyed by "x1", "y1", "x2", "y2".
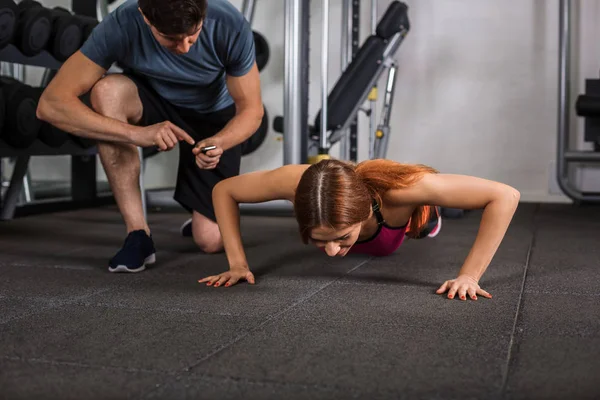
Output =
[{"x1": 0, "y1": 202, "x2": 598, "y2": 400}]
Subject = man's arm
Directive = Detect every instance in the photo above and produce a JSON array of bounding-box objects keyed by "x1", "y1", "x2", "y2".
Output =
[
  {"x1": 36, "y1": 10, "x2": 142, "y2": 144},
  {"x1": 36, "y1": 51, "x2": 138, "y2": 144},
  {"x1": 210, "y1": 62, "x2": 264, "y2": 151}
]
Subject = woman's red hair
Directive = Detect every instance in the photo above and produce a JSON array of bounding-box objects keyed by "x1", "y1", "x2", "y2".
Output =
[{"x1": 294, "y1": 158, "x2": 438, "y2": 243}]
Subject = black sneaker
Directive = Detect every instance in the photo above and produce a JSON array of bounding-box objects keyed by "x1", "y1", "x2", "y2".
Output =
[
  {"x1": 108, "y1": 230, "x2": 156, "y2": 273},
  {"x1": 180, "y1": 218, "x2": 193, "y2": 237}
]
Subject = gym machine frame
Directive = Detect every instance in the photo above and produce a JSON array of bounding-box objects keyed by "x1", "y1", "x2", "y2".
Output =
[
  {"x1": 557, "y1": 0, "x2": 600, "y2": 202},
  {"x1": 242, "y1": 0, "x2": 409, "y2": 215},
  {"x1": 282, "y1": 1, "x2": 409, "y2": 165},
  {"x1": 311, "y1": 12, "x2": 407, "y2": 161}
]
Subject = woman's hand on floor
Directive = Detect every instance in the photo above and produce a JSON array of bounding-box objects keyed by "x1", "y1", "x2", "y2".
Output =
[
  {"x1": 198, "y1": 267, "x2": 256, "y2": 288},
  {"x1": 436, "y1": 274, "x2": 492, "y2": 300}
]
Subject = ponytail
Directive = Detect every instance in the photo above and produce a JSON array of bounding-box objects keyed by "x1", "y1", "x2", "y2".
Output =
[{"x1": 355, "y1": 159, "x2": 438, "y2": 237}]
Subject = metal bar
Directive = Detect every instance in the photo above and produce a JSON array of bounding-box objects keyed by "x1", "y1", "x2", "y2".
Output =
[
  {"x1": 382, "y1": 64, "x2": 398, "y2": 128},
  {"x1": 1, "y1": 156, "x2": 30, "y2": 220},
  {"x1": 349, "y1": 0, "x2": 360, "y2": 162},
  {"x1": 40, "y1": 69, "x2": 55, "y2": 87},
  {"x1": 556, "y1": 0, "x2": 570, "y2": 189},
  {"x1": 319, "y1": 0, "x2": 330, "y2": 152},
  {"x1": 22, "y1": 171, "x2": 32, "y2": 203},
  {"x1": 96, "y1": 0, "x2": 109, "y2": 20},
  {"x1": 556, "y1": 0, "x2": 600, "y2": 201},
  {"x1": 283, "y1": 0, "x2": 303, "y2": 165},
  {"x1": 14, "y1": 64, "x2": 24, "y2": 81},
  {"x1": 368, "y1": 0, "x2": 378, "y2": 159},
  {"x1": 375, "y1": 63, "x2": 398, "y2": 159},
  {"x1": 241, "y1": 0, "x2": 256, "y2": 24},
  {"x1": 339, "y1": 0, "x2": 352, "y2": 160},
  {"x1": 564, "y1": 151, "x2": 600, "y2": 162},
  {"x1": 138, "y1": 147, "x2": 147, "y2": 220},
  {"x1": 368, "y1": 106, "x2": 376, "y2": 159},
  {"x1": 371, "y1": 0, "x2": 377, "y2": 33}
]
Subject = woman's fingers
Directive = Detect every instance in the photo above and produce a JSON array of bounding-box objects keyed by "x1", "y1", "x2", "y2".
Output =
[
  {"x1": 467, "y1": 287, "x2": 478, "y2": 301},
  {"x1": 214, "y1": 275, "x2": 231, "y2": 287},
  {"x1": 457, "y1": 285, "x2": 468, "y2": 301},
  {"x1": 447, "y1": 284, "x2": 458, "y2": 299},
  {"x1": 198, "y1": 275, "x2": 216, "y2": 284},
  {"x1": 436, "y1": 281, "x2": 450, "y2": 294}
]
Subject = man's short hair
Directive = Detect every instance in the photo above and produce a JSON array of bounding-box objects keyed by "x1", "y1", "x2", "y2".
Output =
[{"x1": 138, "y1": 0, "x2": 208, "y2": 36}]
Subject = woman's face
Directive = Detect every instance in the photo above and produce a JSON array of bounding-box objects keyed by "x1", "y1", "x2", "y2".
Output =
[{"x1": 309, "y1": 223, "x2": 363, "y2": 257}]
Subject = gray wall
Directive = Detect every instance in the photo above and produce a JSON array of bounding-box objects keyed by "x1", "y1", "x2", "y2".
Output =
[{"x1": 20, "y1": 0, "x2": 600, "y2": 202}]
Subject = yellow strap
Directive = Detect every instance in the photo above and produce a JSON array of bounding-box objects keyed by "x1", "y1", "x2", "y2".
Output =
[
  {"x1": 308, "y1": 154, "x2": 331, "y2": 164},
  {"x1": 368, "y1": 86, "x2": 378, "y2": 101}
]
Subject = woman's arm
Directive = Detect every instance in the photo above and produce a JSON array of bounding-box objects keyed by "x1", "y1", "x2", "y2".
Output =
[
  {"x1": 200, "y1": 164, "x2": 305, "y2": 287},
  {"x1": 387, "y1": 173, "x2": 520, "y2": 293}
]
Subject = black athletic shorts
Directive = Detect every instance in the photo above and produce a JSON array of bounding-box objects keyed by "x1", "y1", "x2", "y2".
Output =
[{"x1": 123, "y1": 72, "x2": 240, "y2": 222}]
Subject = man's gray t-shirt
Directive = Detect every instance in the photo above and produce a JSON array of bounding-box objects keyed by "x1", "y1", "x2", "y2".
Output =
[{"x1": 80, "y1": 0, "x2": 255, "y2": 113}]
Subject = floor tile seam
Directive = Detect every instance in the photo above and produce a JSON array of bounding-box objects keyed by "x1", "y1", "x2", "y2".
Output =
[
  {"x1": 138, "y1": 258, "x2": 374, "y2": 399},
  {"x1": 499, "y1": 203, "x2": 538, "y2": 397},
  {"x1": 522, "y1": 290, "x2": 600, "y2": 297}
]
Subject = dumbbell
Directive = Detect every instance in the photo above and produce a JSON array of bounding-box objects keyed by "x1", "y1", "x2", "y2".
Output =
[
  {"x1": 32, "y1": 87, "x2": 70, "y2": 148},
  {"x1": 73, "y1": 15, "x2": 98, "y2": 42},
  {"x1": 14, "y1": 0, "x2": 52, "y2": 56},
  {"x1": 0, "y1": 83, "x2": 5, "y2": 134},
  {"x1": 0, "y1": 0, "x2": 18, "y2": 50},
  {"x1": 253, "y1": 31, "x2": 269, "y2": 72},
  {"x1": 0, "y1": 76, "x2": 41, "y2": 148},
  {"x1": 47, "y1": 7, "x2": 82, "y2": 61},
  {"x1": 241, "y1": 104, "x2": 269, "y2": 156},
  {"x1": 70, "y1": 134, "x2": 95, "y2": 149}
]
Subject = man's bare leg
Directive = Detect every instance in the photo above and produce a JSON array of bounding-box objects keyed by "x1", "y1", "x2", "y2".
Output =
[
  {"x1": 90, "y1": 74, "x2": 149, "y2": 235},
  {"x1": 88, "y1": 74, "x2": 157, "y2": 273},
  {"x1": 191, "y1": 211, "x2": 223, "y2": 253}
]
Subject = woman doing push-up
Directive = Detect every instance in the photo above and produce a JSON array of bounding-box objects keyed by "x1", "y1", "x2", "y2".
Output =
[{"x1": 199, "y1": 158, "x2": 520, "y2": 301}]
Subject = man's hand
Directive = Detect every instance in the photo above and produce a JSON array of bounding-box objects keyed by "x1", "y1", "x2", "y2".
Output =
[
  {"x1": 198, "y1": 267, "x2": 256, "y2": 287},
  {"x1": 436, "y1": 274, "x2": 492, "y2": 300},
  {"x1": 193, "y1": 138, "x2": 223, "y2": 170},
  {"x1": 138, "y1": 121, "x2": 195, "y2": 150}
]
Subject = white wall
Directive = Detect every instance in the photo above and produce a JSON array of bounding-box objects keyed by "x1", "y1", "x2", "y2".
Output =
[{"x1": 19, "y1": 0, "x2": 600, "y2": 203}]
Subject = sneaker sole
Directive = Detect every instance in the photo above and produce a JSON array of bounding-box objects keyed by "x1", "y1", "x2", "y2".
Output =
[
  {"x1": 180, "y1": 218, "x2": 193, "y2": 237},
  {"x1": 427, "y1": 216, "x2": 442, "y2": 238},
  {"x1": 108, "y1": 253, "x2": 156, "y2": 273}
]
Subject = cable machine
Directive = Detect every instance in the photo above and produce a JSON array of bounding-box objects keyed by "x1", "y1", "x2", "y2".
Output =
[
  {"x1": 276, "y1": 0, "x2": 410, "y2": 165},
  {"x1": 557, "y1": 0, "x2": 600, "y2": 202}
]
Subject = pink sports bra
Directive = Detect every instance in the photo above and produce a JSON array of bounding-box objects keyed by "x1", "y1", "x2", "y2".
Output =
[{"x1": 346, "y1": 200, "x2": 409, "y2": 257}]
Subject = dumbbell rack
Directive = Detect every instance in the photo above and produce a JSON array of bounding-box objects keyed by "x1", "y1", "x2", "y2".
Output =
[{"x1": 0, "y1": 45, "x2": 111, "y2": 221}]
